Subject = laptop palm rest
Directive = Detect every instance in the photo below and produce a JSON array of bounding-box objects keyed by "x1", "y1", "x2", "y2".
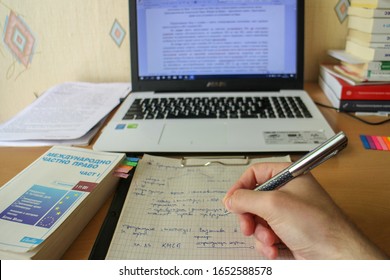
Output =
[{"x1": 159, "y1": 122, "x2": 227, "y2": 146}]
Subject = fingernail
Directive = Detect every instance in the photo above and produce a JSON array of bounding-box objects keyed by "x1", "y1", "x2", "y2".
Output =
[
  {"x1": 222, "y1": 194, "x2": 228, "y2": 205},
  {"x1": 224, "y1": 196, "x2": 232, "y2": 212}
]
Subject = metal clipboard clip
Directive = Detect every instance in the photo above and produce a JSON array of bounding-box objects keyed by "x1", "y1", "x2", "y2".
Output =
[{"x1": 180, "y1": 156, "x2": 250, "y2": 167}]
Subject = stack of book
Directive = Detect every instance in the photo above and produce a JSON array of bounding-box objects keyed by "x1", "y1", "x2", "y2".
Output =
[{"x1": 319, "y1": 0, "x2": 390, "y2": 113}]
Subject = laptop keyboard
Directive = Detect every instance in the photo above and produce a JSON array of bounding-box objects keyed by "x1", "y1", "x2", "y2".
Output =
[{"x1": 122, "y1": 96, "x2": 312, "y2": 120}]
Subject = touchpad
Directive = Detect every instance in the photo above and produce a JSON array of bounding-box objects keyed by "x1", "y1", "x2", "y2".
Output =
[{"x1": 159, "y1": 123, "x2": 227, "y2": 146}]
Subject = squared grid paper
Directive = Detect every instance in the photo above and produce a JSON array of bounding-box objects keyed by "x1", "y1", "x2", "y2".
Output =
[{"x1": 106, "y1": 154, "x2": 292, "y2": 260}]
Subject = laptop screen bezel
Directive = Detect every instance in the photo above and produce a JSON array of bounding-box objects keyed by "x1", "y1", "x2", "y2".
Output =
[{"x1": 129, "y1": 0, "x2": 304, "y2": 92}]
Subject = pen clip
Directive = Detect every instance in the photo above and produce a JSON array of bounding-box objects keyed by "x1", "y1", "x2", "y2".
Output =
[
  {"x1": 306, "y1": 134, "x2": 348, "y2": 174},
  {"x1": 290, "y1": 131, "x2": 348, "y2": 176},
  {"x1": 180, "y1": 156, "x2": 250, "y2": 167},
  {"x1": 303, "y1": 149, "x2": 339, "y2": 174}
]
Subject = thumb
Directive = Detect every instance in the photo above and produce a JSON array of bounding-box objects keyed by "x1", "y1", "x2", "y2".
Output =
[{"x1": 224, "y1": 189, "x2": 276, "y2": 221}]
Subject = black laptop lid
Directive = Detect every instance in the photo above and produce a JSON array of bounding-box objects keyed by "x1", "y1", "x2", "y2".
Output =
[{"x1": 129, "y1": 0, "x2": 304, "y2": 92}]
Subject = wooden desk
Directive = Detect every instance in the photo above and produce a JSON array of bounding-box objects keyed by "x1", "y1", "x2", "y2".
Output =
[{"x1": 0, "y1": 83, "x2": 389, "y2": 259}]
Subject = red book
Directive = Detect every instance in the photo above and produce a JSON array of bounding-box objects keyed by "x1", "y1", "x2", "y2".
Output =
[{"x1": 320, "y1": 64, "x2": 390, "y2": 100}]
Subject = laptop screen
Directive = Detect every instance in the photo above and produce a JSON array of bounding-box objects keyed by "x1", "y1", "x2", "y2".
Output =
[{"x1": 129, "y1": 0, "x2": 304, "y2": 92}]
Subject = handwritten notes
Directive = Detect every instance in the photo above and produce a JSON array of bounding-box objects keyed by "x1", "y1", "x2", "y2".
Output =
[{"x1": 106, "y1": 154, "x2": 292, "y2": 260}]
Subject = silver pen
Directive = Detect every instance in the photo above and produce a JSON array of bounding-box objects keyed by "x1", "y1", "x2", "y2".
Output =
[{"x1": 254, "y1": 131, "x2": 348, "y2": 191}]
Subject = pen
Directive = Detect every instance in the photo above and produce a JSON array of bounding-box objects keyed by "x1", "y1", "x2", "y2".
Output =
[{"x1": 254, "y1": 131, "x2": 348, "y2": 191}]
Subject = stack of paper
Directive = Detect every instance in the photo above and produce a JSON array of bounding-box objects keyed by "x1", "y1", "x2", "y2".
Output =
[{"x1": 0, "y1": 82, "x2": 131, "y2": 146}]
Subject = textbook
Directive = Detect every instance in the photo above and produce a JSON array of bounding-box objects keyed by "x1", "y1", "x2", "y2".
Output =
[
  {"x1": 0, "y1": 146, "x2": 126, "y2": 259},
  {"x1": 348, "y1": 16, "x2": 390, "y2": 34},
  {"x1": 319, "y1": 76, "x2": 390, "y2": 112},
  {"x1": 334, "y1": 64, "x2": 390, "y2": 82},
  {"x1": 348, "y1": 6, "x2": 390, "y2": 18},
  {"x1": 348, "y1": 29, "x2": 390, "y2": 46},
  {"x1": 320, "y1": 62, "x2": 390, "y2": 84},
  {"x1": 341, "y1": 60, "x2": 390, "y2": 72},
  {"x1": 320, "y1": 65, "x2": 390, "y2": 100},
  {"x1": 351, "y1": 0, "x2": 390, "y2": 9},
  {"x1": 346, "y1": 40, "x2": 390, "y2": 61},
  {"x1": 327, "y1": 50, "x2": 390, "y2": 79}
]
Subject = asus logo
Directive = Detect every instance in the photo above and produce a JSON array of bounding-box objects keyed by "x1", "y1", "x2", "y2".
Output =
[{"x1": 206, "y1": 81, "x2": 227, "y2": 88}]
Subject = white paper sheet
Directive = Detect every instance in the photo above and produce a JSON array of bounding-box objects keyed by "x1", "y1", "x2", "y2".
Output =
[{"x1": 0, "y1": 82, "x2": 131, "y2": 146}]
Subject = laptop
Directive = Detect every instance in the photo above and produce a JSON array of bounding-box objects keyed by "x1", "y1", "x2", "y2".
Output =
[{"x1": 93, "y1": 0, "x2": 334, "y2": 153}]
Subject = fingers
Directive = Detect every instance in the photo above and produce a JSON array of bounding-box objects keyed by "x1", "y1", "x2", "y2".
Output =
[
  {"x1": 254, "y1": 239, "x2": 279, "y2": 260},
  {"x1": 225, "y1": 162, "x2": 290, "y2": 198},
  {"x1": 225, "y1": 190, "x2": 282, "y2": 259},
  {"x1": 253, "y1": 221, "x2": 281, "y2": 259},
  {"x1": 236, "y1": 212, "x2": 255, "y2": 236},
  {"x1": 224, "y1": 188, "x2": 281, "y2": 243},
  {"x1": 224, "y1": 188, "x2": 276, "y2": 222},
  {"x1": 254, "y1": 220, "x2": 279, "y2": 246}
]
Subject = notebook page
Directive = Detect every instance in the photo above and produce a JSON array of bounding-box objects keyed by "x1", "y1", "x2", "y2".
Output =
[{"x1": 106, "y1": 154, "x2": 292, "y2": 260}]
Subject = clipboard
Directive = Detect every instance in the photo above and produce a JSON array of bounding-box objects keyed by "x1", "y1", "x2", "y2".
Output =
[
  {"x1": 88, "y1": 154, "x2": 290, "y2": 259},
  {"x1": 180, "y1": 156, "x2": 249, "y2": 167},
  {"x1": 88, "y1": 166, "x2": 136, "y2": 260},
  {"x1": 88, "y1": 155, "x2": 252, "y2": 259},
  {"x1": 88, "y1": 155, "x2": 251, "y2": 259}
]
